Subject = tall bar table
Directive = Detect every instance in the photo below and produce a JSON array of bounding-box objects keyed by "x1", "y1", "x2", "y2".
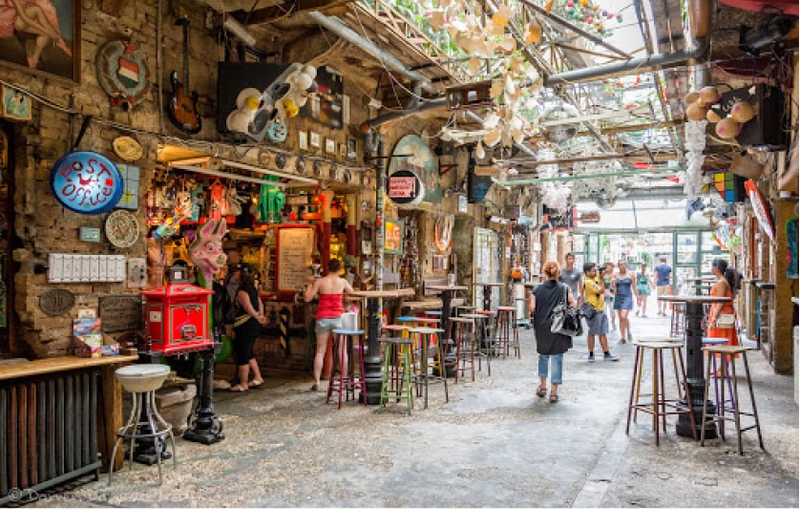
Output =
[
  {"x1": 426, "y1": 285, "x2": 470, "y2": 377},
  {"x1": 658, "y1": 294, "x2": 731, "y2": 439},
  {"x1": 350, "y1": 288, "x2": 415, "y2": 405},
  {"x1": 472, "y1": 282, "x2": 505, "y2": 311}
]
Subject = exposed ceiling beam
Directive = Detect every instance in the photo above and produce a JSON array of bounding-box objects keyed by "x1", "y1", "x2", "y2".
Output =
[{"x1": 234, "y1": 0, "x2": 355, "y2": 24}]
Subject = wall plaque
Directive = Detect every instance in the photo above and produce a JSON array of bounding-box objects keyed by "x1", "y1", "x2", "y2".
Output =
[
  {"x1": 99, "y1": 294, "x2": 143, "y2": 332},
  {"x1": 39, "y1": 289, "x2": 75, "y2": 315}
]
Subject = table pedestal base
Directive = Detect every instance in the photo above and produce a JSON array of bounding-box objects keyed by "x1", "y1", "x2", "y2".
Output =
[
  {"x1": 676, "y1": 400, "x2": 717, "y2": 439},
  {"x1": 363, "y1": 355, "x2": 383, "y2": 405}
]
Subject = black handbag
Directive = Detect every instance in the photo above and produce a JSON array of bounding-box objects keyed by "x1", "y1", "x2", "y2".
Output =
[{"x1": 550, "y1": 285, "x2": 584, "y2": 337}]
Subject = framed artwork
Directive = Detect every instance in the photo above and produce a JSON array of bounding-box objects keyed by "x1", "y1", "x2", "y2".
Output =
[
  {"x1": 1, "y1": 85, "x2": 31, "y2": 121},
  {"x1": 384, "y1": 218, "x2": 404, "y2": 255},
  {"x1": 0, "y1": 0, "x2": 80, "y2": 81},
  {"x1": 298, "y1": 130, "x2": 308, "y2": 150},
  {"x1": 339, "y1": 142, "x2": 346, "y2": 157},
  {"x1": 301, "y1": 65, "x2": 343, "y2": 129},
  {"x1": 325, "y1": 138, "x2": 336, "y2": 154},
  {"x1": 347, "y1": 138, "x2": 357, "y2": 160},
  {"x1": 309, "y1": 131, "x2": 321, "y2": 148}
]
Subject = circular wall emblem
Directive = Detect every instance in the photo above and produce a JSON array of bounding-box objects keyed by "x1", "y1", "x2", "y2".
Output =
[
  {"x1": 112, "y1": 136, "x2": 143, "y2": 162},
  {"x1": 295, "y1": 157, "x2": 307, "y2": 175},
  {"x1": 39, "y1": 289, "x2": 75, "y2": 315},
  {"x1": 96, "y1": 40, "x2": 151, "y2": 109},
  {"x1": 275, "y1": 153, "x2": 287, "y2": 169},
  {"x1": 105, "y1": 209, "x2": 140, "y2": 248},
  {"x1": 50, "y1": 151, "x2": 124, "y2": 214},
  {"x1": 313, "y1": 161, "x2": 324, "y2": 178}
]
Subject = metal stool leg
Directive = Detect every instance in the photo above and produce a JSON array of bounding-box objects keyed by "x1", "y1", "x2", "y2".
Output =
[{"x1": 741, "y1": 352, "x2": 765, "y2": 450}]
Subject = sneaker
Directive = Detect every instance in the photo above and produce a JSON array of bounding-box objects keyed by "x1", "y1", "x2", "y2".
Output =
[
  {"x1": 635, "y1": 310, "x2": 640, "y2": 316},
  {"x1": 641, "y1": 314, "x2": 648, "y2": 318},
  {"x1": 618, "y1": 337, "x2": 627, "y2": 345},
  {"x1": 588, "y1": 354, "x2": 595, "y2": 363},
  {"x1": 604, "y1": 353, "x2": 620, "y2": 361}
]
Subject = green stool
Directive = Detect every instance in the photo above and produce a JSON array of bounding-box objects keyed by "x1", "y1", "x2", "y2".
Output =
[{"x1": 379, "y1": 337, "x2": 414, "y2": 415}]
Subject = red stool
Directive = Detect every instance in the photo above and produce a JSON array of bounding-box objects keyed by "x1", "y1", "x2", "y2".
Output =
[
  {"x1": 494, "y1": 306, "x2": 521, "y2": 359},
  {"x1": 448, "y1": 317, "x2": 476, "y2": 382}
]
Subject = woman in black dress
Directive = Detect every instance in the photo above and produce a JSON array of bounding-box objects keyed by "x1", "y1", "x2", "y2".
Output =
[
  {"x1": 529, "y1": 260, "x2": 576, "y2": 403},
  {"x1": 229, "y1": 263, "x2": 267, "y2": 392}
]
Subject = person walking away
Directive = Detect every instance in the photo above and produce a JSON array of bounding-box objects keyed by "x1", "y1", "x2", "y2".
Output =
[
  {"x1": 229, "y1": 263, "x2": 266, "y2": 392},
  {"x1": 603, "y1": 262, "x2": 616, "y2": 331},
  {"x1": 559, "y1": 252, "x2": 584, "y2": 306},
  {"x1": 635, "y1": 262, "x2": 653, "y2": 317},
  {"x1": 707, "y1": 259, "x2": 738, "y2": 368},
  {"x1": 304, "y1": 259, "x2": 354, "y2": 392},
  {"x1": 583, "y1": 263, "x2": 619, "y2": 362},
  {"x1": 654, "y1": 256, "x2": 672, "y2": 316},
  {"x1": 530, "y1": 260, "x2": 575, "y2": 403},
  {"x1": 612, "y1": 260, "x2": 637, "y2": 344}
]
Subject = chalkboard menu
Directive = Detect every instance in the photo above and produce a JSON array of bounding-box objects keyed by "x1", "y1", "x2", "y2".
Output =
[
  {"x1": 468, "y1": 170, "x2": 493, "y2": 203},
  {"x1": 99, "y1": 294, "x2": 143, "y2": 332},
  {"x1": 276, "y1": 226, "x2": 314, "y2": 293}
]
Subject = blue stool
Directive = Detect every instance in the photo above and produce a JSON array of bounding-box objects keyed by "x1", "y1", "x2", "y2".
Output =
[
  {"x1": 425, "y1": 310, "x2": 443, "y2": 317},
  {"x1": 327, "y1": 329, "x2": 367, "y2": 409},
  {"x1": 397, "y1": 316, "x2": 416, "y2": 325}
]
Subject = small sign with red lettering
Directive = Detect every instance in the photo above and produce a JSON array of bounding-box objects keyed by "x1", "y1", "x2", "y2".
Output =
[
  {"x1": 50, "y1": 151, "x2": 124, "y2": 215},
  {"x1": 386, "y1": 169, "x2": 423, "y2": 207}
]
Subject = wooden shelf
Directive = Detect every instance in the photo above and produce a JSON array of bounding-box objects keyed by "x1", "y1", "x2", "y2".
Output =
[{"x1": 0, "y1": 355, "x2": 139, "y2": 381}]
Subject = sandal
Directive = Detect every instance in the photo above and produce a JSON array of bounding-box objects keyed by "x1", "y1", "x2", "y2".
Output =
[
  {"x1": 536, "y1": 386, "x2": 547, "y2": 398},
  {"x1": 228, "y1": 384, "x2": 248, "y2": 392},
  {"x1": 549, "y1": 393, "x2": 559, "y2": 403},
  {"x1": 249, "y1": 379, "x2": 264, "y2": 388}
]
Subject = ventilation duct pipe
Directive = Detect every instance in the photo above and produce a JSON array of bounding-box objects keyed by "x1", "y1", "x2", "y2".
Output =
[
  {"x1": 306, "y1": 11, "x2": 441, "y2": 96},
  {"x1": 544, "y1": 43, "x2": 708, "y2": 86}
]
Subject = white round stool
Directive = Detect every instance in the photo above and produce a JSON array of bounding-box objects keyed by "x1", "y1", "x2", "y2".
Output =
[{"x1": 109, "y1": 364, "x2": 176, "y2": 485}]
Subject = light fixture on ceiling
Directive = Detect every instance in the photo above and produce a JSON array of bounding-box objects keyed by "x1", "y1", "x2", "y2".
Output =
[{"x1": 739, "y1": 14, "x2": 797, "y2": 55}]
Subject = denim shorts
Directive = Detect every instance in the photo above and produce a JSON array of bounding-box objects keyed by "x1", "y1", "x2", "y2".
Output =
[{"x1": 316, "y1": 317, "x2": 343, "y2": 334}]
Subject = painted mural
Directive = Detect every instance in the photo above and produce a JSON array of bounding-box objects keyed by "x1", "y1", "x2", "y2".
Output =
[{"x1": 388, "y1": 135, "x2": 441, "y2": 204}]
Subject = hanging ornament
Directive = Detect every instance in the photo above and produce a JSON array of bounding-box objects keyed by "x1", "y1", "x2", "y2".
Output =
[
  {"x1": 616, "y1": 13, "x2": 623, "y2": 22},
  {"x1": 566, "y1": 1, "x2": 574, "y2": 8},
  {"x1": 716, "y1": 118, "x2": 741, "y2": 139},
  {"x1": 475, "y1": 140, "x2": 485, "y2": 160},
  {"x1": 587, "y1": 16, "x2": 594, "y2": 24}
]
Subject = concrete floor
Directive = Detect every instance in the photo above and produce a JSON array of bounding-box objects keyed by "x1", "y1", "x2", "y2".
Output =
[{"x1": 23, "y1": 309, "x2": 799, "y2": 508}]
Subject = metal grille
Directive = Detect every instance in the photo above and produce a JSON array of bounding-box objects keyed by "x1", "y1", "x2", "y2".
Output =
[{"x1": 0, "y1": 370, "x2": 102, "y2": 505}]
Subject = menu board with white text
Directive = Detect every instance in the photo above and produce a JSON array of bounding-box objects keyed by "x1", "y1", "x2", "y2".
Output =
[{"x1": 277, "y1": 226, "x2": 314, "y2": 293}]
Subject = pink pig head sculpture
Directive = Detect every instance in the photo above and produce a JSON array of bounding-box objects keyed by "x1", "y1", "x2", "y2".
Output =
[{"x1": 190, "y1": 219, "x2": 227, "y2": 289}]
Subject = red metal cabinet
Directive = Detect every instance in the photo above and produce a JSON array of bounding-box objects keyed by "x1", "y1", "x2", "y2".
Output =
[{"x1": 141, "y1": 283, "x2": 214, "y2": 355}]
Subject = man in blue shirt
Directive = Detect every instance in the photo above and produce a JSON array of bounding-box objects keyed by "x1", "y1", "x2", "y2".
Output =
[{"x1": 654, "y1": 256, "x2": 672, "y2": 316}]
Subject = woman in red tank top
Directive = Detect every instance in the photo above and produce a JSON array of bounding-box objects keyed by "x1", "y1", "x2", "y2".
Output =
[{"x1": 304, "y1": 259, "x2": 354, "y2": 391}]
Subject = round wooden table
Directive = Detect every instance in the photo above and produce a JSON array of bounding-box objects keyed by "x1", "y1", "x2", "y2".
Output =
[{"x1": 659, "y1": 294, "x2": 731, "y2": 439}]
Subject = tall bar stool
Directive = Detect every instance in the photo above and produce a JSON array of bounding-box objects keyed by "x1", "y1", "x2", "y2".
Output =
[
  {"x1": 109, "y1": 364, "x2": 176, "y2": 486},
  {"x1": 700, "y1": 345, "x2": 764, "y2": 454},
  {"x1": 409, "y1": 326, "x2": 448, "y2": 409},
  {"x1": 327, "y1": 329, "x2": 367, "y2": 409},
  {"x1": 629, "y1": 337, "x2": 684, "y2": 424},
  {"x1": 702, "y1": 337, "x2": 735, "y2": 422},
  {"x1": 626, "y1": 340, "x2": 697, "y2": 446},
  {"x1": 494, "y1": 306, "x2": 521, "y2": 359},
  {"x1": 670, "y1": 303, "x2": 686, "y2": 338},
  {"x1": 459, "y1": 313, "x2": 492, "y2": 376},
  {"x1": 454, "y1": 305, "x2": 477, "y2": 317},
  {"x1": 379, "y1": 337, "x2": 414, "y2": 415},
  {"x1": 448, "y1": 316, "x2": 476, "y2": 382},
  {"x1": 475, "y1": 309, "x2": 497, "y2": 357},
  {"x1": 424, "y1": 310, "x2": 443, "y2": 319}
]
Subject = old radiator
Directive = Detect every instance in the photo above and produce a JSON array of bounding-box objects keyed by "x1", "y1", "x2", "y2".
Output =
[{"x1": 0, "y1": 369, "x2": 102, "y2": 505}]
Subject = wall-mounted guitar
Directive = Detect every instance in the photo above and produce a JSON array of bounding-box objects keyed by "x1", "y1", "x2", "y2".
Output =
[{"x1": 168, "y1": 14, "x2": 201, "y2": 134}]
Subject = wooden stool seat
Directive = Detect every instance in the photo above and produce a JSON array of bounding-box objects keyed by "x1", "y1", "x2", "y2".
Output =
[
  {"x1": 626, "y1": 341, "x2": 696, "y2": 446},
  {"x1": 414, "y1": 317, "x2": 441, "y2": 325}
]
